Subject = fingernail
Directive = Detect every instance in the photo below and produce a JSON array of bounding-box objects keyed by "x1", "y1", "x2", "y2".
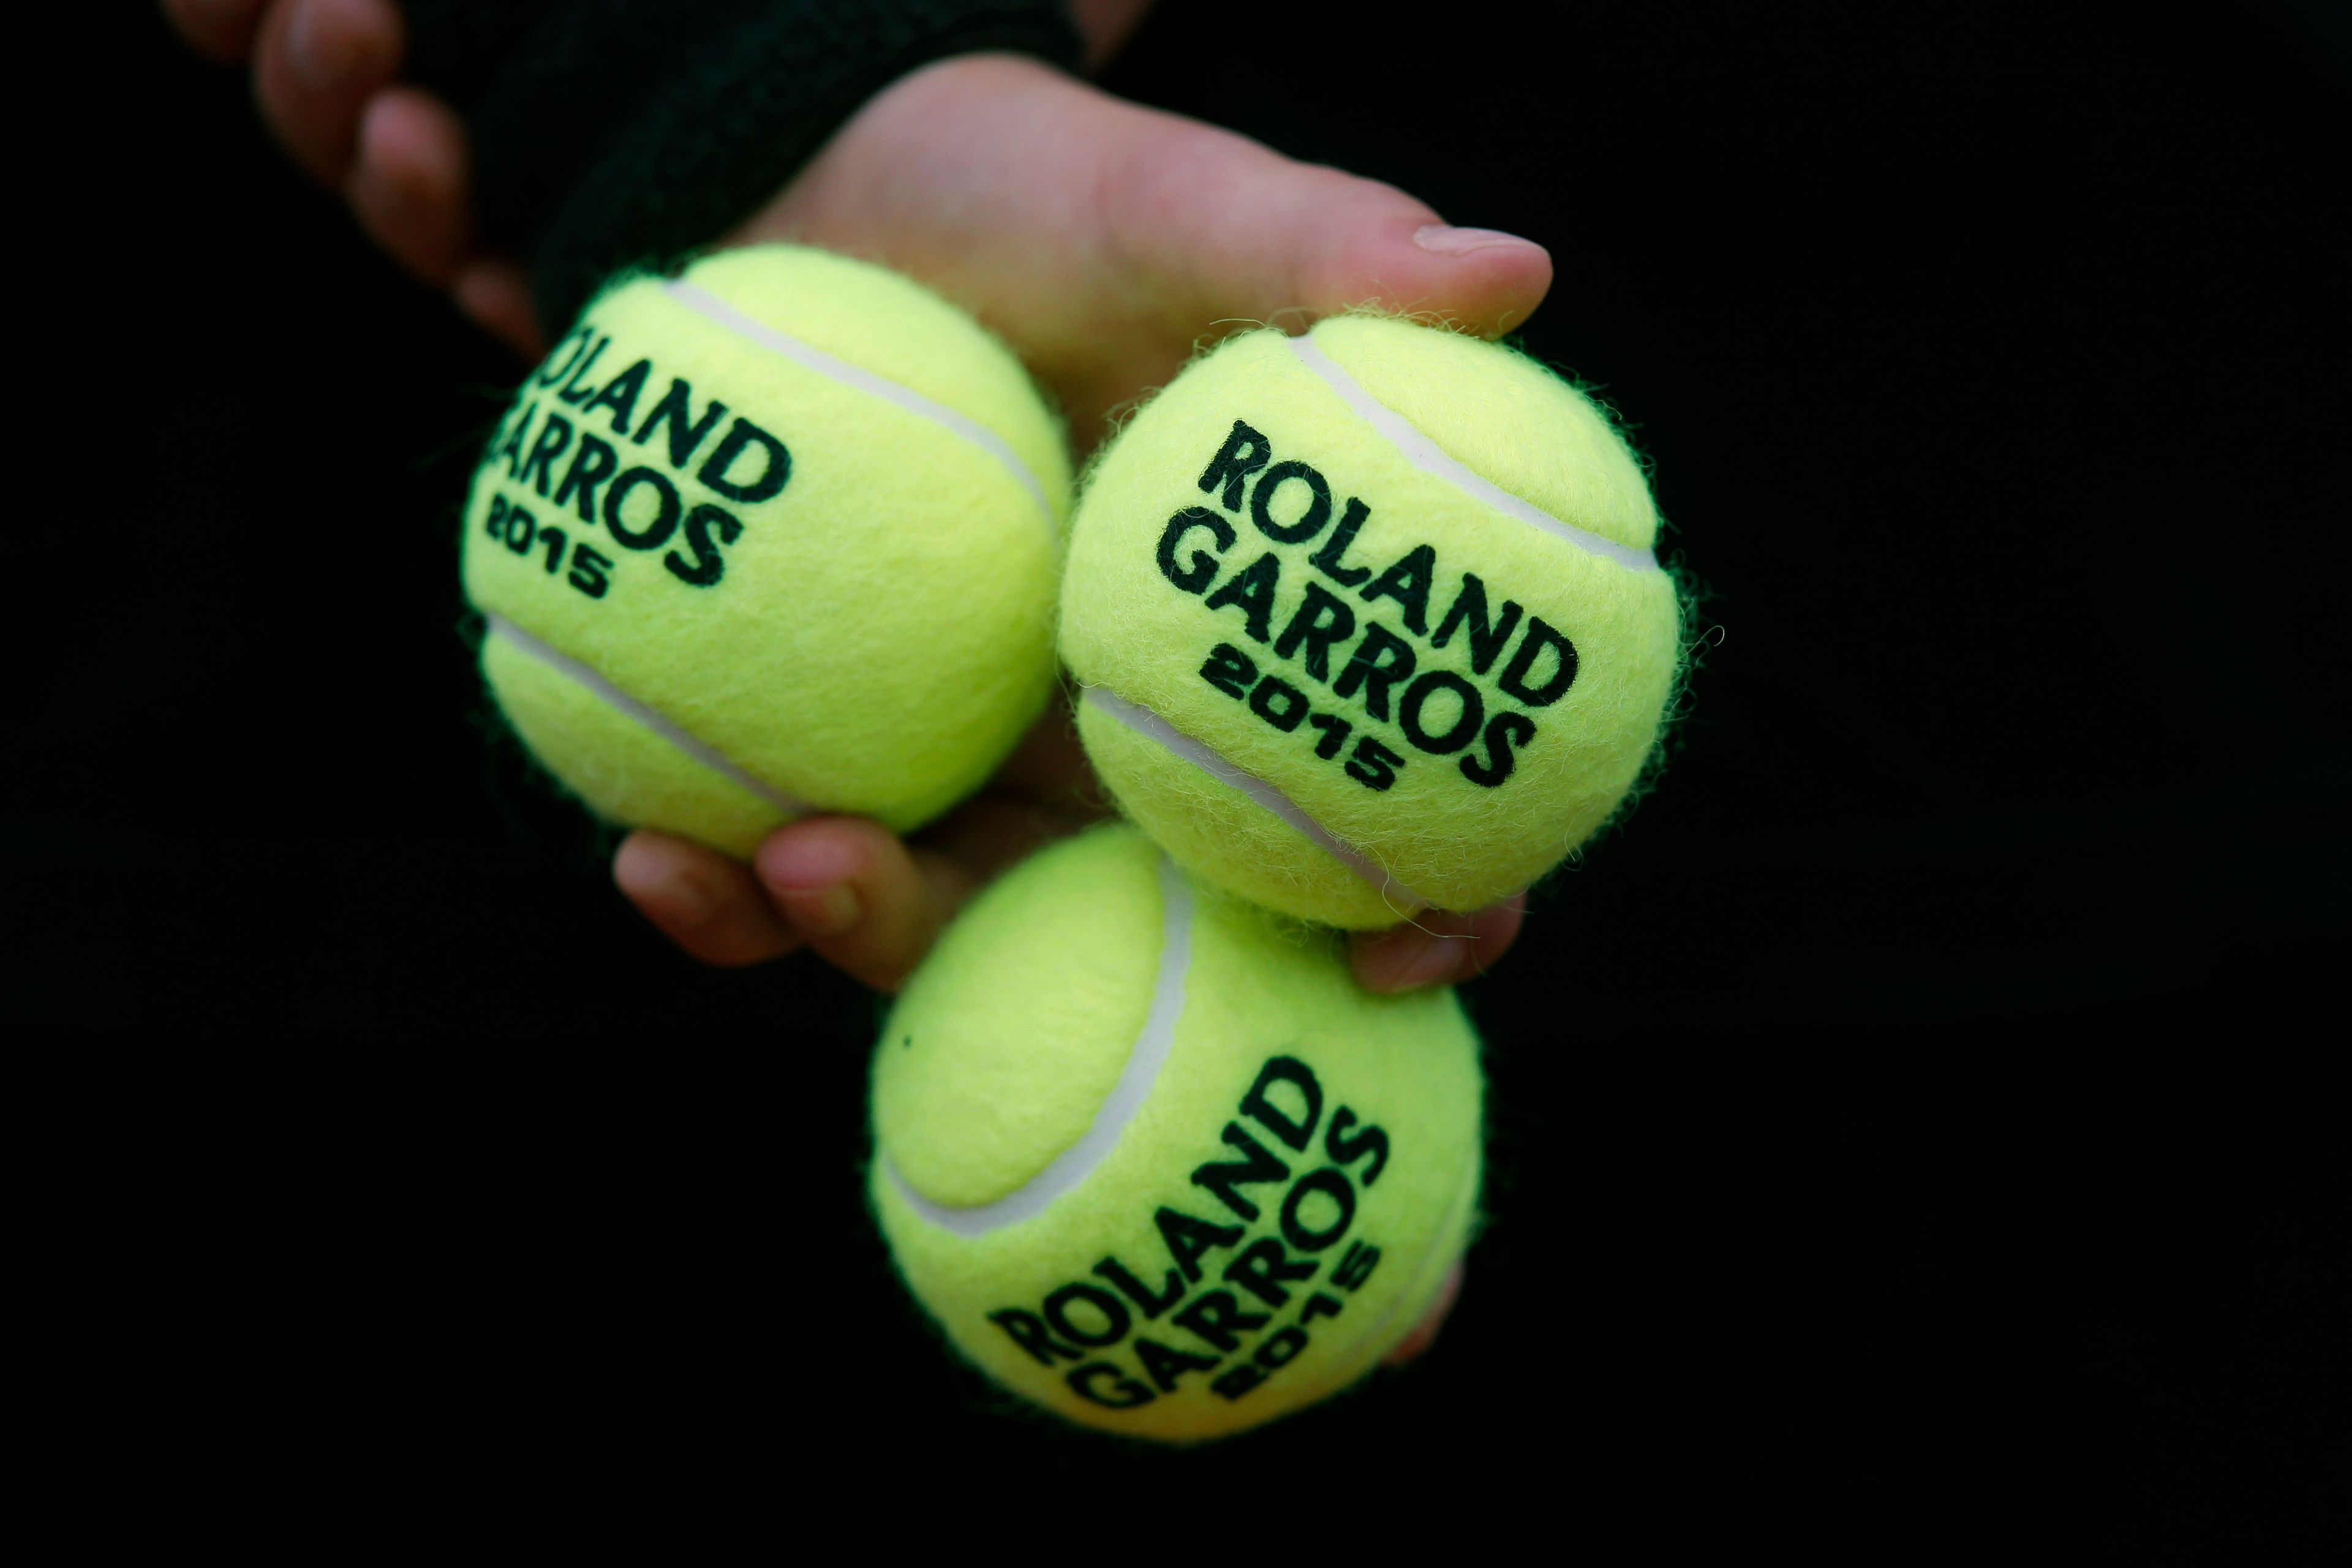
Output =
[
  {"x1": 780, "y1": 883, "x2": 862, "y2": 939},
  {"x1": 1414, "y1": 224, "x2": 1539, "y2": 257}
]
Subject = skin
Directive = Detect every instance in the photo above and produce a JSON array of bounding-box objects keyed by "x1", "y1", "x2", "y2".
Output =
[{"x1": 163, "y1": 0, "x2": 1547, "y2": 1361}]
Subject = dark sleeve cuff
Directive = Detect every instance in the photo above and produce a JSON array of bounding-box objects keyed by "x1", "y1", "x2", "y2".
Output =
[{"x1": 403, "y1": 0, "x2": 1083, "y2": 336}]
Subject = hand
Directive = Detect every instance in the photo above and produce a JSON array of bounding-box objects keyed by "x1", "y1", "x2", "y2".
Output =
[
  {"x1": 159, "y1": 0, "x2": 541, "y2": 352},
  {"x1": 620, "y1": 55, "x2": 1545, "y2": 993},
  {"x1": 159, "y1": 7, "x2": 1547, "y2": 996},
  {"x1": 163, "y1": 0, "x2": 1512, "y2": 1367}
]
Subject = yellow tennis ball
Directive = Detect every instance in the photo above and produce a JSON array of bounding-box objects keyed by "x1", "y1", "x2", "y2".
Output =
[
  {"x1": 462, "y1": 244, "x2": 1069, "y2": 854},
  {"x1": 1061, "y1": 315, "x2": 1681, "y2": 927},
  {"x1": 871, "y1": 823, "x2": 1483, "y2": 1442}
]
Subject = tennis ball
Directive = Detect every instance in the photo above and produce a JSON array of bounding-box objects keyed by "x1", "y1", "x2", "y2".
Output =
[
  {"x1": 1061, "y1": 315, "x2": 1681, "y2": 927},
  {"x1": 872, "y1": 823, "x2": 1483, "y2": 1442},
  {"x1": 462, "y1": 244, "x2": 1069, "y2": 854}
]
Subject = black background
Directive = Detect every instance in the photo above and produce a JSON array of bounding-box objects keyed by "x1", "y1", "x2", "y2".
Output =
[{"x1": 41, "y1": 0, "x2": 2345, "y2": 1543}]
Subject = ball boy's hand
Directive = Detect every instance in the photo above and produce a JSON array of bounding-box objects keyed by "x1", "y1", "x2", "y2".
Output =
[
  {"x1": 158, "y1": 4, "x2": 1548, "y2": 994},
  {"x1": 613, "y1": 55, "x2": 1547, "y2": 993}
]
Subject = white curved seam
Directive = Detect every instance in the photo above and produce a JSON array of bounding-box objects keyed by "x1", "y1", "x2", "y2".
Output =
[
  {"x1": 890, "y1": 854, "x2": 1194, "y2": 1237},
  {"x1": 1286, "y1": 334, "x2": 1660, "y2": 575},
  {"x1": 662, "y1": 281, "x2": 1055, "y2": 535},
  {"x1": 1082, "y1": 685, "x2": 1430, "y2": 910},
  {"x1": 485, "y1": 614, "x2": 809, "y2": 817}
]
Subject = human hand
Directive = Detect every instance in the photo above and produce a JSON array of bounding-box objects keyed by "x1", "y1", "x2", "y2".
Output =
[
  {"x1": 158, "y1": 6, "x2": 1546, "y2": 996},
  {"x1": 162, "y1": 0, "x2": 1504, "y2": 1365},
  {"x1": 159, "y1": 0, "x2": 543, "y2": 352},
  {"x1": 618, "y1": 53, "x2": 1545, "y2": 993}
]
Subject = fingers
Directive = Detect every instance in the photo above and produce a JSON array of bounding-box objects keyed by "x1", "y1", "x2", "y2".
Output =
[
  {"x1": 1398, "y1": 222, "x2": 1559, "y2": 337},
  {"x1": 1350, "y1": 893, "x2": 1526, "y2": 992},
  {"x1": 252, "y1": 0, "x2": 403, "y2": 185},
  {"x1": 453, "y1": 258, "x2": 547, "y2": 360},
  {"x1": 612, "y1": 707, "x2": 1107, "y2": 991},
  {"x1": 1118, "y1": 127, "x2": 1555, "y2": 342},
  {"x1": 348, "y1": 87, "x2": 470, "y2": 285},
  {"x1": 350, "y1": 86, "x2": 542, "y2": 356},
  {"x1": 162, "y1": 0, "x2": 270, "y2": 62},
  {"x1": 179, "y1": 0, "x2": 533, "y2": 355},
  {"x1": 1382, "y1": 1257, "x2": 1465, "y2": 1365},
  {"x1": 752, "y1": 818, "x2": 981, "y2": 993},
  {"x1": 1272, "y1": 174, "x2": 1554, "y2": 340},
  {"x1": 612, "y1": 831, "x2": 799, "y2": 968},
  {"x1": 737, "y1": 57, "x2": 1554, "y2": 445},
  {"x1": 1083, "y1": 110, "x2": 1552, "y2": 430},
  {"x1": 622, "y1": 809, "x2": 1525, "y2": 993}
]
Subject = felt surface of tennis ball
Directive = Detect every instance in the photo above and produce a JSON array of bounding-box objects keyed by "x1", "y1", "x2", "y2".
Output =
[
  {"x1": 1061, "y1": 315, "x2": 1680, "y2": 927},
  {"x1": 872, "y1": 824, "x2": 1483, "y2": 1442},
  {"x1": 462, "y1": 244, "x2": 1069, "y2": 854}
]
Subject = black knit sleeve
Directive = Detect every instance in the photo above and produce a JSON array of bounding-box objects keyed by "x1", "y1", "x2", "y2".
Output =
[{"x1": 401, "y1": 0, "x2": 1084, "y2": 334}]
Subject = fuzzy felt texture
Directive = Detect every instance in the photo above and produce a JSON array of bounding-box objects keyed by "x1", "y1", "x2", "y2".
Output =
[
  {"x1": 1060, "y1": 317, "x2": 1682, "y2": 927},
  {"x1": 482, "y1": 626, "x2": 785, "y2": 858},
  {"x1": 462, "y1": 244, "x2": 1069, "y2": 851},
  {"x1": 873, "y1": 827, "x2": 1167, "y2": 1207},
  {"x1": 872, "y1": 824, "x2": 1485, "y2": 1442}
]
